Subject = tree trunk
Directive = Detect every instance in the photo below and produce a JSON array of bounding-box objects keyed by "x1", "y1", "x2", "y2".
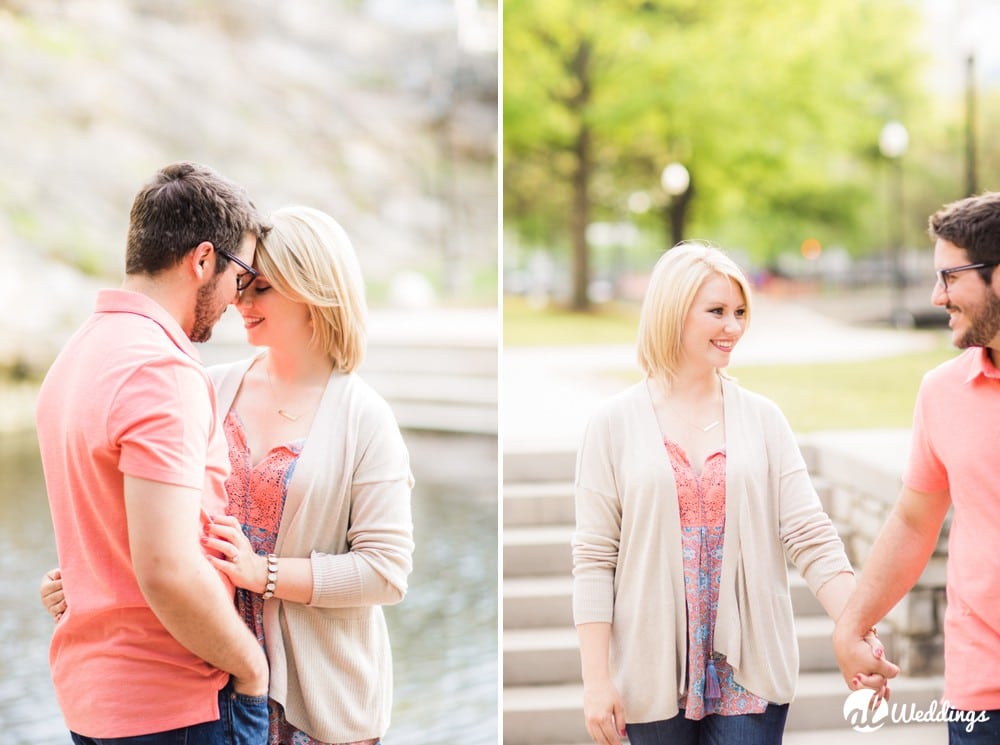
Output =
[
  {"x1": 570, "y1": 124, "x2": 591, "y2": 311},
  {"x1": 567, "y1": 39, "x2": 593, "y2": 312}
]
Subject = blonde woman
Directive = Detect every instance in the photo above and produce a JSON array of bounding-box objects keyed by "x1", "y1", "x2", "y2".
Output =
[
  {"x1": 44, "y1": 206, "x2": 414, "y2": 745},
  {"x1": 573, "y1": 242, "x2": 890, "y2": 745}
]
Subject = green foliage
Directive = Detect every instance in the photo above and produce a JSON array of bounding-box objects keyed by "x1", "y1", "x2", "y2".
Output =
[{"x1": 504, "y1": 0, "x2": 928, "y2": 266}]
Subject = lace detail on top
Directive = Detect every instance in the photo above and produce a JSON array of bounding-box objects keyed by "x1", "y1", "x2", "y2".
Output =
[{"x1": 665, "y1": 437, "x2": 769, "y2": 719}]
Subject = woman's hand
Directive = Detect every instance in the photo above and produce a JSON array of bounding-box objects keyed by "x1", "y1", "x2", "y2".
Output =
[
  {"x1": 583, "y1": 678, "x2": 626, "y2": 745},
  {"x1": 202, "y1": 515, "x2": 267, "y2": 593},
  {"x1": 40, "y1": 568, "x2": 65, "y2": 621},
  {"x1": 858, "y1": 628, "x2": 892, "y2": 707}
]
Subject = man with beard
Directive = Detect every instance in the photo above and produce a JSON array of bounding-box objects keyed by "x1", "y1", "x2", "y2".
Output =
[
  {"x1": 833, "y1": 192, "x2": 1000, "y2": 743},
  {"x1": 35, "y1": 162, "x2": 272, "y2": 745}
]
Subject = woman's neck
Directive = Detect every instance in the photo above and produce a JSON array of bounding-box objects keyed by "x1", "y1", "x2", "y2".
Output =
[
  {"x1": 264, "y1": 346, "x2": 333, "y2": 385},
  {"x1": 662, "y1": 367, "x2": 722, "y2": 402}
]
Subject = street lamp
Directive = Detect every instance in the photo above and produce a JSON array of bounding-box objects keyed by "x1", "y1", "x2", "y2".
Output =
[
  {"x1": 660, "y1": 162, "x2": 691, "y2": 248},
  {"x1": 879, "y1": 121, "x2": 909, "y2": 327}
]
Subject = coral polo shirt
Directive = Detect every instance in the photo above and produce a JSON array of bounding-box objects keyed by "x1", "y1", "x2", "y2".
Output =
[
  {"x1": 904, "y1": 346, "x2": 1000, "y2": 711},
  {"x1": 36, "y1": 289, "x2": 231, "y2": 737}
]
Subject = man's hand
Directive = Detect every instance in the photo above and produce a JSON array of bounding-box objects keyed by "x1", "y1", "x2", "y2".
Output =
[{"x1": 833, "y1": 621, "x2": 900, "y2": 694}]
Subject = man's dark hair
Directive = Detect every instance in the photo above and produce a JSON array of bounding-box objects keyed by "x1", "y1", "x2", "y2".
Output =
[
  {"x1": 929, "y1": 192, "x2": 1000, "y2": 283},
  {"x1": 125, "y1": 161, "x2": 270, "y2": 275}
]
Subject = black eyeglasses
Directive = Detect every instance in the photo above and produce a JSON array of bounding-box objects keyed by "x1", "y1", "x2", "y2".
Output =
[
  {"x1": 936, "y1": 261, "x2": 999, "y2": 292},
  {"x1": 216, "y1": 248, "x2": 259, "y2": 293}
]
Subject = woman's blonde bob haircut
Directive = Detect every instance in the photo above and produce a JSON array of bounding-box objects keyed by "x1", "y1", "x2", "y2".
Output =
[
  {"x1": 255, "y1": 206, "x2": 367, "y2": 372},
  {"x1": 637, "y1": 241, "x2": 752, "y2": 383}
]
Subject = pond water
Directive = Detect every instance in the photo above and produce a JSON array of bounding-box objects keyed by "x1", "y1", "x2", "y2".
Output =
[{"x1": 0, "y1": 429, "x2": 498, "y2": 745}]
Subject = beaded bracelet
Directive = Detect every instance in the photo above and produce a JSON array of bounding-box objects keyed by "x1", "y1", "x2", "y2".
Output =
[{"x1": 262, "y1": 554, "x2": 279, "y2": 599}]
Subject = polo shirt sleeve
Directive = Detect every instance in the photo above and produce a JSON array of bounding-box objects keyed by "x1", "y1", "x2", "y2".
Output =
[
  {"x1": 903, "y1": 375, "x2": 949, "y2": 494},
  {"x1": 107, "y1": 358, "x2": 213, "y2": 490}
]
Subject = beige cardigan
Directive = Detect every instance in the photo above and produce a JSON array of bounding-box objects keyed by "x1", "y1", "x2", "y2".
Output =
[
  {"x1": 572, "y1": 378, "x2": 851, "y2": 724},
  {"x1": 211, "y1": 356, "x2": 414, "y2": 743}
]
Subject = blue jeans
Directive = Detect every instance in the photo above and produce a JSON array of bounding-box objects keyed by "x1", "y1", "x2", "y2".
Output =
[
  {"x1": 947, "y1": 707, "x2": 1000, "y2": 743},
  {"x1": 625, "y1": 705, "x2": 789, "y2": 745},
  {"x1": 70, "y1": 681, "x2": 269, "y2": 745}
]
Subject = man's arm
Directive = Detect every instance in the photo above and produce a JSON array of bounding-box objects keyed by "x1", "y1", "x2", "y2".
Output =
[
  {"x1": 832, "y1": 484, "x2": 951, "y2": 687},
  {"x1": 125, "y1": 475, "x2": 269, "y2": 695}
]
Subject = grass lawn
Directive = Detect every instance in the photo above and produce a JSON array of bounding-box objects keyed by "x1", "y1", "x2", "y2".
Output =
[
  {"x1": 504, "y1": 295, "x2": 639, "y2": 346},
  {"x1": 727, "y1": 341, "x2": 958, "y2": 432}
]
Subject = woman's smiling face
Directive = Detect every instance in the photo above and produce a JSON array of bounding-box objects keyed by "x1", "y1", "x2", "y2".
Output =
[
  {"x1": 679, "y1": 274, "x2": 747, "y2": 371},
  {"x1": 235, "y1": 275, "x2": 313, "y2": 348}
]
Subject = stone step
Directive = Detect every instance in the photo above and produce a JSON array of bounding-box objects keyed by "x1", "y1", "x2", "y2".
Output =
[
  {"x1": 361, "y1": 371, "x2": 497, "y2": 406},
  {"x1": 363, "y1": 343, "x2": 497, "y2": 378},
  {"x1": 390, "y1": 400, "x2": 497, "y2": 435},
  {"x1": 784, "y1": 722, "x2": 947, "y2": 744},
  {"x1": 503, "y1": 616, "x2": 883, "y2": 687},
  {"x1": 504, "y1": 447, "x2": 577, "y2": 484},
  {"x1": 504, "y1": 481, "x2": 575, "y2": 527},
  {"x1": 504, "y1": 525, "x2": 574, "y2": 578},
  {"x1": 503, "y1": 575, "x2": 572, "y2": 629},
  {"x1": 504, "y1": 627, "x2": 580, "y2": 686},
  {"x1": 503, "y1": 674, "x2": 944, "y2": 745}
]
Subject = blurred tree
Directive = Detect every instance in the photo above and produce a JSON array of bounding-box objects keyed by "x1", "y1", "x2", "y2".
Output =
[{"x1": 504, "y1": 0, "x2": 925, "y2": 309}]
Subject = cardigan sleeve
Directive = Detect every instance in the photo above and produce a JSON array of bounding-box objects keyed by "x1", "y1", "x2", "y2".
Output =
[
  {"x1": 572, "y1": 406, "x2": 622, "y2": 625},
  {"x1": 769, "y1": 402, "x2": 853, "y2": 593},
  {"x1": 308, "y1": 395, "x2": 415, "y2": 608}
]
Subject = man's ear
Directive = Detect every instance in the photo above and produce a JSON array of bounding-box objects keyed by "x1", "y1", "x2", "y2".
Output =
[{"x1": 188, "y1": 241, "x2": 215, "y2": 281}]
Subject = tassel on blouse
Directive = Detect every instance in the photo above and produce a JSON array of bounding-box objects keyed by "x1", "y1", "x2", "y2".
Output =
[{"x1": 705, "y1": 658, "x2": 721, "y2": 704}]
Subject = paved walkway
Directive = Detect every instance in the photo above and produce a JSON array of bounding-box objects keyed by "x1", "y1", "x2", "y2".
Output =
[{"x1": 502, "y1": 293, "x2": 945, "y2": 449}]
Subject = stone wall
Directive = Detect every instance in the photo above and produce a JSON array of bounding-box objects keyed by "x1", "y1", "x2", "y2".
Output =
[{"x1": 800, "y1": 429, "x2": 949, "y2": 676}]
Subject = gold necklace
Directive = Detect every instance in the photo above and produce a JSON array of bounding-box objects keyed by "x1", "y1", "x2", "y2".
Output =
[{"x1": 265, "y1": 366, "x2": 300, "y2": 422}]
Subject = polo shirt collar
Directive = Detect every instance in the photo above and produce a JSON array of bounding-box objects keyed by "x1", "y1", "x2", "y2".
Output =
[
  {"x1": 94, "y1": 288, "x2": 200, "y2": 361},
  {"x1": 964, "y1": 346, "x2": 1000, "y2": 383}
]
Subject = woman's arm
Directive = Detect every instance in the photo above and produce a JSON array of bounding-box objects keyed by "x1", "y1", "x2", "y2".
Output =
[
  {"x1": 578, "y1": 622, "x2": 625, "y2": 745},
  {"x1": 40, "y1": 567, "x2": 64, "y2": 621},
  {"x1": 203, "y1": 516, "x2": 314, "y2": 604}
]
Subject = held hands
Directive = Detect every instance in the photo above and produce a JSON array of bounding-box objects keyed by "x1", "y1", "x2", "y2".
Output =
[
  {"x1": 833, "y1": 621, "x2": 900, "y2": 707},
  {"x1": 40, "y1": 568, "x2": 65, "y2": 621},
  {"x1": 201, "y1": 514, "x2": 268, "y2": 594},
  {"x1": 583, "y1": 678, "x2": 626, "y2": 745},
  {"x1": 852, "y1": 629, "x2": 894, "y2": 708}
]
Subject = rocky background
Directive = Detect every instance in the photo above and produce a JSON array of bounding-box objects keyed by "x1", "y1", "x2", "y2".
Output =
[{"x1": 0, "y1": 0, "x2": 498, "y2": 376}]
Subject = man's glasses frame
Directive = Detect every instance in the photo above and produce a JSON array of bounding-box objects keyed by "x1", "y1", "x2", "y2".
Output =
[
  {"x1": 936, "y1": 262, "x2": 999, "y2": 292},
  {"x1": 216, "y1": 247, "x2": 259, "y2": 293}
]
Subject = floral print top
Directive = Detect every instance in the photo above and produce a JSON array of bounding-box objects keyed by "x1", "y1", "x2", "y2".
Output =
[
  {"x1": 665, "y1": 437, "x2": 769, "y2": 719},
  {"x1": 224, "y1": 411, "x2": 378, "y2": 745}
]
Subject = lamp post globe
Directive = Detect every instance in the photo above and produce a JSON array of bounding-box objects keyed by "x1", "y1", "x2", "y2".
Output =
[
  {"x1": 879, "y1": 121, "x2": 910, "y2": 327},
  {"x1": 660, "y1": 162, "x2": 691, "y2": 197}
]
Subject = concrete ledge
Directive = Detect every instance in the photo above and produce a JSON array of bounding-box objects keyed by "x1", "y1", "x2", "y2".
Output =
[
  {"x1": 503, "y1": 525, "x2": 573, "y2": 577},
  {"x1": 503, "y1": 481, "x2": 575, "y2": 527},
  {"x1": 503, "y1": 576, "x2": 573, "y2": 629},
  {"x1": 503, "y1": 446, "x2": 578, "y2": 484},
  {"x1": 504, "y1": 627, "x2": 581, "y2": 686}
]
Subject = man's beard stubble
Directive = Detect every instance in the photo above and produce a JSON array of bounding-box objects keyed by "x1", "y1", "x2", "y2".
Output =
[
  {"x1": 189, "y1": 273, "x2": 222, "y2": 343},
  {"x1": 954, "y1": 288, "x2": 1000, "y2": 349}
]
